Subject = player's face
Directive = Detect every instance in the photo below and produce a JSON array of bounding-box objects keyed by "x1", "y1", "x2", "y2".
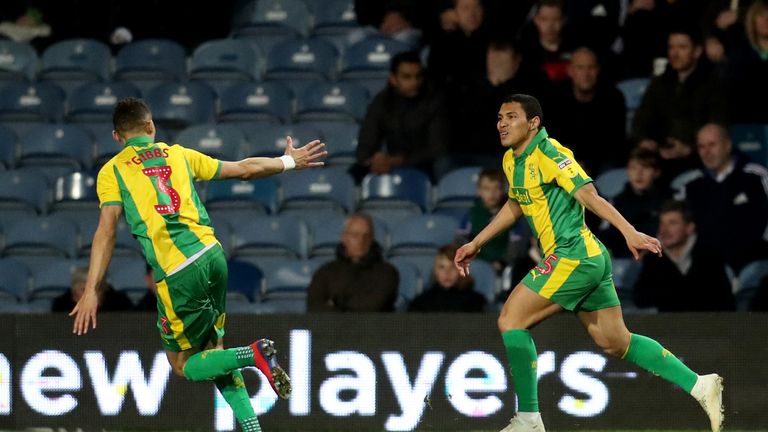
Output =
[
  {"x1": 626, "y1": 160, "x2": 658, "y2": 193},
  {"x1": 456, "y1": 0, "x2": 484, "y2": 33},
  {"x1": 341, "y1": 217, "x2": 373, "y2": 262},
  {"x1": 568, "y1": 50, "x2": 599, "y2": 92},
  {"x1": 697, "y1": 126, "x2": 732, "y2": 172},
  {"x1": 389, "y1": 62, "x2": 423, "y2": 98},
  {"x1": 434, "y1": 255, "x2": 460, "y2": 289},
  {"x1": 497, "y1": 102, "x2": 534, "y2": 149},
  {"x1": 658, "y1": 211, "x2": 693, "y2": 249},
  {"x1": 667, "y1": 34, "x2": 701, "y2": 72},
  {"x1": 534, "y1": 5, "x2": 563, "y2": 42},
  {"x1": 477, "y1": 177, "x2": 505, "y2": 209}
]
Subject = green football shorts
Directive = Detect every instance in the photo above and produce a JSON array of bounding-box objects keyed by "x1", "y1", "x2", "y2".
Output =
[
  {"x1": 521, "y1": 245, "x2": 620, "y2": 312},
  {"x1": 155, "y1": 244, "x2": 228, "y2": 352}
]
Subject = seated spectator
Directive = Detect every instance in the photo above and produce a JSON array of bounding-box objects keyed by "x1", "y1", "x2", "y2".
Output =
[
  {"x1": 619, "y1": 0, "x2": 672, "y2": 78},
  {"x1": 349, "y1": 0, "x2": 423, "y2": 49},
  {"x1": 631, "y1": 26, "x2": 728, "y2": 151},
  {"x1": 655, "y1": 127, "x2": 701, "y2": 190},
  {"x1": 52, "y1": 266, "x2": 133, "y2": 313},
  {"x1": 134, "y1": 263, "x2": 157, "y2": 311},
  {"x1": 548, "y1": 46, "x2": 627, "y2": 175},
  {"x1": 520, "y1": 0, "x2": 573, "y2": 83},
  {"x1": 352, "y1": 51, "x2": 450, "y2": 182},
  {"x1": 408, "y1": 244, "x2": 486, "y2": 312},
  {"x1": 599, "y1": 147, "x2": 670, "y2": 257},
  {"x1": 633, "y1": 200, "x2": 735, "y2": 311},
  {"x1": 676, "y1": 123, "x2": 768, "y2": 272},
  {"x1": 307, "y1": 213, "x2": 399, "y2": 312}
]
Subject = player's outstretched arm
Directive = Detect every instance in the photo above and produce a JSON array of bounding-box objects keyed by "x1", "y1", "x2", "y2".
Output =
[
  {"x1": 454, "y1": 199, "x2": 522, "y2": 276},
  {"x1": 70, "y1": 205, "x2": 121, "y2": 335},
  {"x1": 573, "y1": 183, "x2": 661, "y2": 260},
  {"x1": 218, "y1": 136, "x2": 327, "y2": 180}
]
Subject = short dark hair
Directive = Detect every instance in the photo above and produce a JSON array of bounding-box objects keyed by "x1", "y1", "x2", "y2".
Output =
[
  {"x1": 478, "y1": 168, "x2": 505, "y2": 185},
  {"x1": 113, "y1": 97, "x2": 152, "y2": 135},
  {"x1": 488, "y1": 39, "x2": 520, "y2": 55},
  {"x1": 660, "y1": 200, "x2": 693, "y2": 224},
  {"x1": 502, "y1": 93, "x2": 544, "y2": 125},
  {"x1": 390, "y1": 51, "x2": 422, "y2": 74},
  {"x1": 669, "y1": 25, "x2": 703, "y2": 46},
  {"x1": 628, "y1": 147, "x2": 660, "y2": 169}
]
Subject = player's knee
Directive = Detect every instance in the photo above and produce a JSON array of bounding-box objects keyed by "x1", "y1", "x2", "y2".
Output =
[
  {"x1": 497, "y1": 312, "x2": 527, "y2": 332},
  {"x1": 171, "y1": 359, "x2": 188, "y2": 379}
]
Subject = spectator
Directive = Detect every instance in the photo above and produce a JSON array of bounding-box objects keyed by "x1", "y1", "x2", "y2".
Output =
[
  {"x1": 676, "y1": 123, "x2": 768, "y2": 272},
  {"x1": 619, "y1": 0, "x2": 672, "y2": 78},
  {"x1": 349, "y1": 0, "x2": 423, "y2": 49},
  {"x1": 353, "y1": 51, "x2": 450, "y2": 182},
  {"x1": 307, "y1": 213, "x2": 399, "y2": 312},
  {"x1": 134, "y1": 263, "x2": 158, "y2": 311},
  {"x1": 52, "y1": 266, "x2": 133, "y2": 313},
  {"x1": 521, "y1": 0, "x2": 573, "y2": 83},
  {"x1": 408, "y1": 244, "x2": 486, "y2": 312},
  {"x1": 655, "y1": 126, "x2": 702, "y2": 190},
  {"x1": 631, "y1": 27, "x2": 728, "y2": 150},
  {"x1": 600, "y1": 147, "x2": 670, "y2": 258},
  {"x1": 548, "y1": 46, "x2": 627, "y2": 175},
  {"x1": 633, "y1": 200, "x2": 735, "y2": 311}
]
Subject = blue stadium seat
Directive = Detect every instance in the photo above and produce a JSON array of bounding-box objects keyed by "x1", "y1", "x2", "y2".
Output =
[
  {"x1": 0, "y1": 169, "x2": 51, "y2": 214},
  {"x1": 737, "y1": 260, "x2": 768, "y2": 311},
  {"x1": 30, "y1": 258, "x2": 89, "y2": 300},
  {"x1": 145, "y1": 82, "x2": 217, "y2": 136},
  {"x1": 0, "y1": 125, "x2": 18, "y2": 169},
  {"x1": 360, "y1": 168, "x2": 432, "y2": 214},
  {"x1": 0, "y1": 81, "x2": 65, "y2": 137},
  {"x1": 18, "y1": 124, "x2": 94, "y2": 170},
  {"x1": 594, "y1": 168, "x2": 628, "y2": 200},
  {"x1": 90, "y1": 123, "x2": 121, "y2": 167},
  {"x1": 108, "y1": 258, "x2": 148, "y2": 303},
  {"x1": 232, "y1": 0, "x2": 312, "y2": 39},
  {"x1": 66, "y1": 81, "x2": 141, "y2": 123},
  {"x1": 174, "y1": 123, "x2": 247, "y2": 161},
  {"x1": 617, "y1": 78, "x2": 650, "y2": 111},
  {"x1": 228, "y1": 259, "x2": 264, "y2": 302},
  {"x1": 295, "y1": 81, "x2": 368, "y2": 122},
  {"x1": 190, "y1": 39, "x2": 261, "y2": 95},
  {"x1": 265, "y1": 38, "x2": 339, "y2": 81},
  {"x1": 232, "y1": 214, "x2": 309, "y2": 259},
  {"x1": 435, "y1": 166, "x2": 482, "y2": 210},
  {"x1": 312, "y1": 0, "x2": 358, "y2": 35},
  {"x1": 262, "y1": 258, "x2": 323, "y2": 300},
  {"x1": 77, "y1": 218, "x2": 142, "y2": 258},
  {"x1": 299, "y1": 121, "x2": 358, "y2": 165},
  {"x1": 388, "y1": 256, "x2": 423, "y2": 305},
  {"x1": 392, "y1": 254, "x2": 436, "y2": 287},
  {"x1": 205, "y1": 177, "x2": 279, "y2": 214},
  {"x1": 51, "y1": 172, "x2": 98, "y2": 213},
  {"x1": 219, "y1": 81, "x2": 294, "y2": 124},
  {"x1": 612, "y1": 257, "x2": 642, "y2": 305},
  {"x1": 0, "y1": 258, "x2": 31, "y2": 302},
  {"x1": 244, "y1": 123, "x2": 323, "y2": 157},
  {"x1": 209, "y1": 218, "x2": 233, "y2": 257},
  {"x1": 4, "y1": 216, "x2": 78, "y2": 258},
  {"x1": 114, "y1": 39, "x2": 187, "y2": 94},
  {"x1": 388, "y1": 214, "x2": 459, "y2": 256},
  {"x1": 729, "y1": 123, "x2": 768, "y2": 167},
  {"x1": 341, "y1": 36, "x2": 410, "y2": 79},
  {"x1": 0, "y1": 40, "x2": 38, "y2": 81},
  {"x1": 39, "y1": 39, "x2": 112, "y2": 95},
  {"x1": 469, "y1": 259, "x2": 498, "y2": 304},
  {"x1": 304, "y1": 212, "x2": 389, "y2": 257},
  {"x1": 280, "y1": 166, "x2": 356, "y2": 212}
]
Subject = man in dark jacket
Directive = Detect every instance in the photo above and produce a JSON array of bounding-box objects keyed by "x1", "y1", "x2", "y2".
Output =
[
  {"x1": 307, "y1": 213, "x2": 399, "y2": 312},
  {"x1": 52, "y1": 266, "x2": 133, "y2": 312}
]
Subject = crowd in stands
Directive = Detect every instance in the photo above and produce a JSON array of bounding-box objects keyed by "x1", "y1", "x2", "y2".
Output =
[{"x1": 0, "y1": 0, "x2": 767, "y2": 314}]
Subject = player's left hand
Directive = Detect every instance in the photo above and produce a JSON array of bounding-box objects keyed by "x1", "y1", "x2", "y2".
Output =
[
  {"x1": 625, "y1": 230, "x2": 662, "y2": 261},
  {"x1": 285, "y1": 136, "x2": 327, "y2": 170},
  {"x1": 69, "y1": 290, "x2": 99, "y2": 335}
]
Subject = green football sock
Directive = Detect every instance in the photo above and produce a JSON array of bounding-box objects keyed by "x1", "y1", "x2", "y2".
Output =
[
  {"x1": 502, "y1": 329, "x2": 539, "y2": 412},
  {"x1": 216, "y1": 370, "x2": 261, "y2": 432},
  {"x1": 183, "y1": 347, "x2": 254, "y2": 382},
  {"x1": 622, "y1": 333, "x2": 698, "y2": 392}
]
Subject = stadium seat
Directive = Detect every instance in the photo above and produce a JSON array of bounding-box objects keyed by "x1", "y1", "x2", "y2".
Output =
[
  {"x1": 729, "y1": 123, "x2": 768, "y2": 167},
  {"x1": 4, "y1": 216, "x2": 78, "y2": 258},
  {"x1": 304, "y1": 212, "x2": 389, "y2": 257},
  {"x1": 51, "y1": 172, "x2": 98, "y2": 213},
  {"x1": 256, "y1": 298, "x2": 307, "y2": 313},
  {"x1": 434, "y1": 166, "x2": 482, "y2": 210},
  {"x1": 39, "y1": 39, "x2": 112, "y2": 95},
  {"x1": 341, "y1": 36, "x2": 410, "y2": 79},
  {"x1": 0, "y1": 258, "x2": 31, "y2": 302},
  {"x1": 0, "y1": 125, "x2": 18, "y2": 169},
  {"x1": 265, "y1": 38, "x2": 339, "y2": 81},
  {"x1": 0, "y1": 81, "x2": 65, "y2": 137},
  {"x1": 209, "y1": 218, "x2": 233, "y2": 257},
  {"x1": 18, "y1": 124, "x2": 94, "y2": 170},
  {"x1": 299, "y1": 121, "x2": 358, "y2": 166},
  {"x1": 174, "y1": 123, "x2": 247, "y2": 161},
  {"x1": 232, "y1": 0, "x2": 312, "y2": 39},
  {"x1": 145, "y1": 82, "x2": 217, "y2": 136},
  {"x1": 617, "y1": 78, "x2": 650, "y2": 111},
  {"x1": 108, "y1": 258, "x2": 148, "y2": 303},
  {"x1": 594, "y1": 168, "x2": 628, "y2": 200},
  {"x1": 469, "y1": 259, "x2": 498, "y2": 304},
  {"x1": 359, "y1": 168, "x2": 432, "y2": 215},
  {"x1": 205, "y1": 177, "x2": 279, "y2": 214},
  {"x1": 244, "y1": 123, "x2": 323, "y2": 157},
  {"x1": 388, "y1": 214, "x2": 459, "y2": 256},
  {"x1": 612, "y1": 258, "x2": 642, "y2": 305},
  {"x1": 0, "y1": 168, "x2": 51, "y2": 214},
  {"x1": 262, "y1": 258, "x2": 323, "y2": 300},
  {"x1": 30, "y1": 258, "x2": 89, "y2": 300},
  {"x1": 388, "y1": 256, "x2": 423, "y2": 305},
  {"x1": 77, "y1": 218, "x2": 142, "y2": 257},
  {"x1": 219, "y1": 81, "x2": 294, "y2": 124},
  {"x1": 312, "y1": 0, "x2": 358, "y2": 35},
  {"x1": 736, "y1": 260, "x2": 768, "y2": 311},
  {"x1": 114, "y1": 39, "x2": 187, "y2": 94},
  {"x1": 231, "y1": 214, "x2": 309, "y2": 259},
  {"x1": 0, "y1": 40, "x2": 39, "y2": 81},
  {"x1": 228, "y1": 259, "x2": 264, "y2": 302},
  {"x1": 295, "y1": 81, "x2": 369, "y2": 122},
  {"x1": 66, "y1": 81, "x2": 141, "y2": 123},
  {"x1": 190, "y1": 39, "x2": 262, "y2": 95},
  {"x1": 280, "y1": 166, "x2": 356, "y2": 213}
]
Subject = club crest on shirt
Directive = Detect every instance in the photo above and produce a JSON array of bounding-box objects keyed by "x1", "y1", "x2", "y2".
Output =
[
  {"x1": 528, "y1": 163, "x2": 537, "y2": 180},
  {"x1": 558, "y1": 158, "x2": 578, "y2": 178}
]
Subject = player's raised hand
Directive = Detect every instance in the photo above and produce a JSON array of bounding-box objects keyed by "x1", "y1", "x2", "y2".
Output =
[
  {"x1": 285, "y1": 136, "x2": 327, "y2": 170},
  {"x1": 69, "y1": 290, "x2": 99, "y2": 335},
  {"x1": 454, "y1": 242, "x2": 481, "y2": 277},
  {"x1": 625, "y1": 230, "x2": 662, "y2": 261}
]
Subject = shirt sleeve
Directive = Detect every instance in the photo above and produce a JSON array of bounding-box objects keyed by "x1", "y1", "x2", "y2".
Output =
[
  {"x1": 179, "y1": 145, "x2": 222, "y2": 181},
  {"x1": 539, "y1": 144, "x2": 592, "y2": 195},
  {"x1": 96, "y1": 164, "x2": 122, "y2": 208}
]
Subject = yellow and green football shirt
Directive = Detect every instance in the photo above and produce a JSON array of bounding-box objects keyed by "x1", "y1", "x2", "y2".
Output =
[
  {"x1": 97, "y1": 136, "x2": 222, "y2": 281},
  {"x1": 503, "y1": 128, "x2": 602, "y2": 259}
]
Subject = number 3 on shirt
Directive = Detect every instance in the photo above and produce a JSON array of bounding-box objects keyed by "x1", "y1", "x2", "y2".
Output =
[{"x1": 142, "y1": 166, "x2": 180, "y2": 214}]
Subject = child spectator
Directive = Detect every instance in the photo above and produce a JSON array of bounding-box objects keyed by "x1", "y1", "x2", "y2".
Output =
[{"x1": 408, "y1": 244, "x2": 487, "y2": 312}]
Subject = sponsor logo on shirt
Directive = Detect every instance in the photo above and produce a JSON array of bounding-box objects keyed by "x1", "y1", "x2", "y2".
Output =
[{"x1": 511, "y1": 187, "x2": 532, "y2": 205}]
